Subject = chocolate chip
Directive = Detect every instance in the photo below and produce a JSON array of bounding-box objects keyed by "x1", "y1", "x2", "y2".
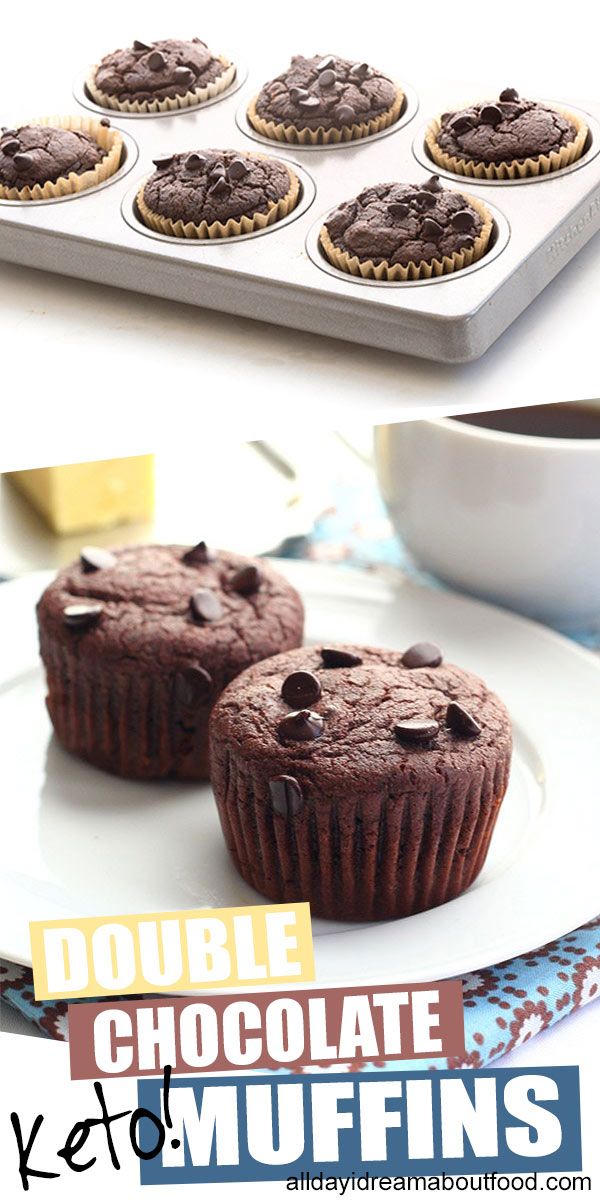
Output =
[
  {"x1": 320, "y1": 648, "x2": 362, "y2": 668},
  {"x1": 299, "y1": 96, "x2": 321, "y2": 111},
  {"x1": 1, "y1": 138, "x2": 20, "y2": 155},
  {"x1": 185, "y1": 153, "x2": 206, "y2": 172},
  {"x1": 456, "y1": 235, "x2": 475, "y2": 251},
  {"x1": 208, "y1": 161, "x2": 226, "y2": 177},
  {"x1": 388, "y1": 201, "x2": 409, "y2": 219},
  {"x1": 270, "y1": 775, "x2": 304, "y2": 817},
  {"x1": 317, "y1": 56, "x2": 335, "y2": 71},
  {"x1": 446, "y1": 701, "x2": 481, "y2": 738},
  {"x1": 13, "y1": 153, "x2": 33, "y2": 171},
  {"x1": 414, "y1": 190, "x2": 437, "y2": 209},
  {"x1": 133, "y1": 39, "x2": 152, "y2": 51},
  {"x1": 394, "y1": 718, "x2": 439, "y2": 745},
  {"x1": 148, "y1": 50, "x2": 166, "y2": 71},
  {"x1": 402, "y1": 642, "x2": 443, "y2": 669},
  {"x1": 290, "y1": 86, "x2": 310, "y2": 103},
  {"x1": 278, "y1": 709, "x2": 324, "y2": 743},
  {"x1": 318, "y1": 69, "x2": 336, "y2": 89},
  {"x1": 422, "y1": 217, "x2": 443, "y2": 239},
  {"x1": 190, "y1": 589, "x2": 223, "y2": 622},
  {"x1": 1, "y1": 128, "x2": 17, "y2": 137},
  {"x1": 153, "y1": 155, "x2": 174, "y2": 170},
  {"x1": 183, "y1": 541, "x2": 214, "y2": 565},
  {"x1": 80, "y1": 546, "x2": 117, "y2": 572},
  {"x1": 99, "y1": 117, "x2": 111, "y2": 128},
  {"x1": 208, "y1": 177, "x2": 231, "y2": 199},
  {"x1": 173, "y1": 666, "x2": 213, "y2": 709},
  {"x1": 337, "y1": 104, "x2": 355, "y2": 125},
  {"x1": 480, "y1": 104, "x2": 503, "y2": 126},
  {"x1": 281, "y1": 671, "x2": 322, "y2": 708},
  {"x1": 423, "y1": 174, "x2": 443, "y2": 192},
  {"x1": 173, "y1": 66, "x2": 195, "y2": 87},
  {"x1": 229, "y1": 565, "x2": 261, "y2": 596},
  {"x1": 452, "y1": 208, "x2": 475, "y2": 231},
  {"x1": 499, "y1": 87, "x2": 519, "y2": 102},
  {"x1": 449, "y1": 114, "x2": 473, "y2": 135},
  {"x1": 349, "y1": 62, "x2": 372, "y2": 80},
  {"x1": 63, "y1": 604, "x2": 102, "y2": 629},
  {"x1": 228, "y1": 157, "x2": 249, "y2": 181}
]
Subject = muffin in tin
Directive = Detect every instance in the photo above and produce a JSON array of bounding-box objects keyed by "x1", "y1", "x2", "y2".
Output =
[
  {"x1": 319, "y1": 175, "x2": 493, "y2": 281},
  {"x1": 248, "y1": 53, "x2": 404, "y2": 145},
  {"x1": 426, "y1": 88, "x2": 588, "y2": 180},
  {"x1": 37, "y1": 543, "x2": 304, "y2": 780},
  {"x1": 0, "y1": 117, "x2": 123, "y2": 201},
  {"x1": 210, "y1": 642, "x2": 512, "y2": 921},
  {"x1": 88, "y1": 37, "x2": 235, "y2": 114},
  {"x1": 137, "y1": 148, "x2": 300, "y2": 239}
]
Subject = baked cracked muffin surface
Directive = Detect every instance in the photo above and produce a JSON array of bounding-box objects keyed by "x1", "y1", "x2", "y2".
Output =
[
  {"x1": 254, "y1": 53, "x2": 399, "y2": 131},
  {"x1": 93, "y1": 37, "x2": 226, "y2": 104},
  {"x1": 436, "y1": 88, "x2": 578, "y2": 165},
  {"x1": 37, "y1": 544, "x2": 304, "y2": 779},
  {"x1": 0, "y1": 124, "x2": 105, "y2": 189},
  {"x1": 142, "y1": 149, "x2": 293, "y2": 226}
]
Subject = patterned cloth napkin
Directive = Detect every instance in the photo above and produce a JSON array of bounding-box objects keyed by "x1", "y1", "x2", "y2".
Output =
[{"x1": 1, "y1": 477, "x2": 599, "y2": 1050}]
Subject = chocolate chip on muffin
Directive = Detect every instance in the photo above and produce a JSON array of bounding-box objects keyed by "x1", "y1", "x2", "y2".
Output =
[{"x1": 89, "y1": 37, "x2": 232, "y2": 111}]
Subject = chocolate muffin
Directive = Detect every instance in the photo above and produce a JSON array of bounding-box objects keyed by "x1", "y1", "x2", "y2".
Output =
[
  {"x1": 37, "y1": 544, "x2": 304, "y2": 780},
  {"x1": 210, "y1": 643, "x2": 512, "y2": 921},
  {"x1": 427, "y1": 88, "x2": 587, "y2": 180},
  {"x1": 0, "y1": 118, "x2": 123, "y2": 201},
  {"x1": 137, "y1": 148, "x2": 300, "y2": 239},
  {"x1": 88, "y1": 37, "x2": 235, "y2": 113},
  {"x1": 320, "y1": 176, "x2": 493, "y2": 281},
  {"x1": 248, "y1": 54, "x2": 403, "y2": 144}
]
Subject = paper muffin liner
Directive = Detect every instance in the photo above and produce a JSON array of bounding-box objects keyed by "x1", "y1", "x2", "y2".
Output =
[
  {"x1": 211, "y1": 741, "x2": 511, "y2": 921},
  {"x1": 319, "y1": 192, "x2": 494, "y2": 281},
  {"x1": 425, "y1": 106, "x2": 589, "y2": 180},
  {"x1": 136, "y1": 158, "x2": 301, "y2": 239},
  {"x1": 86, "y1": 57, "x2": 236, "y2": 114},
  {"x1": 246, "y1": 85, "x2": 404, "y2": 145},
  {"x1": 38, "y1": 635, "x2": 215, "y2": 780},
  {"x1": 0, "y1": 115, "x2": 123, "y2": 201}
]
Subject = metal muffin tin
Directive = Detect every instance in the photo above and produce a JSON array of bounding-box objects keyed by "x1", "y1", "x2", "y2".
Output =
[{"x1": 0, "y1": 65, "x2": 599, "y2": 363}]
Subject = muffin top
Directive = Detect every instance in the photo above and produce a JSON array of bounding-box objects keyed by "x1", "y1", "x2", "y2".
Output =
[
  {"x1": 435, "y1": 88, "x2": 577, "y2": 165},
  {"x1": 93, "y1": 38, "x2": 226, "y2": 103},
  {"x1": 254, "y1": 54, "x2": 398, "y2": 131},
  {"x1": 210, "y1": 643, "x2": 512, "y2": 792},
  {"x1": 143, "y1": 149, "x2": 293, "y2": 225},
  {"x1": 323, "y1": 176, "x2": 484, "y2": 267},
  {"x1": 0, "y1": 124, "x2": 106, "y2": 189},
  {"x1": 37, "y1": 544, "x2": 304, "y2": 679}
]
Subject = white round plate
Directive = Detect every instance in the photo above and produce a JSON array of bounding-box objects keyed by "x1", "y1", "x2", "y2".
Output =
[{"x1": 1, "y1": 563, "x2": 599, "y2": 984}]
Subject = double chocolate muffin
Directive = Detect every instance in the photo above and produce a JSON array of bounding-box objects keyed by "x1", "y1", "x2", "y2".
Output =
[
  {"x1": 210, "y1": 643, "x2": 512, "y2": 921},
  {"x1": 248, "y1": 54, "x2": 403, "y2": 144},
  {"x1": 37, "y1": 544, "x2": 304, "y2": 780},
  {"x1": 0, "y1": 118, "x2": 123, "y2": 201},
  {"x1": 137, "y1": 149, "x2": 300, "y2": 239},
  {"x1": 320, "y1": 176, "x2": 493, "y2": 281},
  {"x1": 88, "y1": 37, "x2": 234, "y2": 113},
  {"x1": 427, "y1": 88, "x2": 587, "y2": 179}
]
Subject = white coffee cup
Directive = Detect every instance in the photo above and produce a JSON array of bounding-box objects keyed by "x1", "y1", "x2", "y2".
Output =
[{"x1": 374, "y1": 405, "x2": 600, "y2": 631}]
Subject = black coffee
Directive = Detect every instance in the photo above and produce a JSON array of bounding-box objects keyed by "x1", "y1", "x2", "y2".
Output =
[{"x1": 453, "y1": 402, "x2": 600, "y2": 440}]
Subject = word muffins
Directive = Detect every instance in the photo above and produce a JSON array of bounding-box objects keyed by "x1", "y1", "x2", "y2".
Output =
[
  {"x1": 0, "y1": 117, "x2": 123, "y2": 201},
  {"x1": 320, "y1": 176, "x2": 493, "y2": 281},
  {"x1": 426, "y1": 88, "x2": 588, "y2": 180},
  {"x1": 248, "y1": 53, "x2": 404, "y2": 144},
  {"x1": 210, "y1": 642, "x2": 513, "y2": 921},
  {"x1": 37, "y1": 543, "x2": 304, "y2": 780},
  {"x1": 87, "y1": 37, "x2": 235, "y2": 114},
  {"x1": 136, "y1": 149, "x2": 300, "y2": 239}
]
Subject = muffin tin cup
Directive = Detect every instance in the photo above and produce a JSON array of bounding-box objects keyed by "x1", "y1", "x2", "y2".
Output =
[
  {"x1": 0, "y1": 115, "x2": 125, "y2": 202},
  {"x1": 0, "y1": 128, "x2": 138, "y2": 206},
  {"x1": 237, "y1": 84, "x2": 419, "y2": 151},
  {"x1": 414, "y1": 102, "x2": 600, "y2": 186},
  {"x1": 73, "y1": 61, "x2": 249, "y2": 119},
  {"x1": 122, "y1": 161, "x2": 316, "y2": 244}
]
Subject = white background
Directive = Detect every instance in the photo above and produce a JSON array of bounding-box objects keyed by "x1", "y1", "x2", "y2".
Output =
[{"x1": 0, "y1": 0, "x2": 599, "y2": 469}]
